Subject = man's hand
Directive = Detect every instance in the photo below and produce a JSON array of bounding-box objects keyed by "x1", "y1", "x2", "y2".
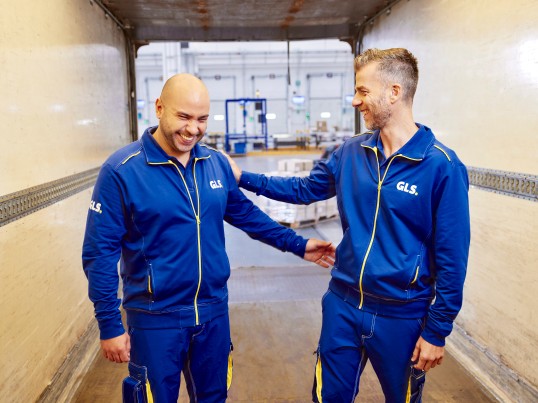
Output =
[
  {"x1": 101, "y1": 333, "x2": 131, "y2": 363},
  {"x1": 304, "y1": 239, "x2": 336, "y2": 268},
  {"x1": 411, "y1": 336, "x2": 444, "y2": 371},
  {"x1": 221, "y1": 151, "x2": 242, "y2": 183}
]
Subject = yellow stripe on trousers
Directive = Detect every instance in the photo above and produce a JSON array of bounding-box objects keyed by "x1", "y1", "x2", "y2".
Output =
[
  {"x1": 227, "y1": 350, "x2": 233, "y2": 390},
  {"x1": 146, "y1": 379, "x2": 154, "y2": 403},
  {"x1": 315, "y1": 355, "x2": 323, "y2": 402}
]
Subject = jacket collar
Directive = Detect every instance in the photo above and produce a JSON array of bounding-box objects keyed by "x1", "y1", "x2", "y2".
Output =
[
  {"x1": 361, "y1": 123, "x2": 435, "y2": 160},
  {"x1": 141, "y1": 126, "x2": 211, "y2": 164}
]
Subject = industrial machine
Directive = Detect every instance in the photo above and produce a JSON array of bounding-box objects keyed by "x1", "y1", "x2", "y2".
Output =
[{"x1": 224, "y1": 98, "x2": 268, "y2": 154}]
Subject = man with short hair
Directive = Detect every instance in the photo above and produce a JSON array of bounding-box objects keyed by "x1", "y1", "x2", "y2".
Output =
[
  {"x1": 82, "y1": 73, "x2": 335, "y2": 403},
  {"x1": 226, "y1": 48, "x2": 470, "y2": 402}
]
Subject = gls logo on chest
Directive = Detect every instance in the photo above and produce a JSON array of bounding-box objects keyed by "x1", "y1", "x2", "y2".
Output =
[
  {"x1": 210, "y1": 180, "x2": 223, "y2": 189},
  {"x1": 396, "y1": 181, "x2": 418, "y2": 196}
]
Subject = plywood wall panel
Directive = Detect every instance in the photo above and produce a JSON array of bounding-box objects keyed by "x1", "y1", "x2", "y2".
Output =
[
  {"x1": 0, "y1": 0, "x2": 130, "y2": 401},
  {"x1": 361, "y1": 0, "x2": 538, "y2": 397},
  {"x1": 0, "y1": 190, "x2": 95, "y2": 401},
  {"x1": 461, "y1": 189, "x2": 538, "y2": 386},
  {"x1": 0, "y1": 0, "x2": 131, "y2": 195},
  {"x1": 361, "y1": 0, "x2": 538, "y2": 174}
]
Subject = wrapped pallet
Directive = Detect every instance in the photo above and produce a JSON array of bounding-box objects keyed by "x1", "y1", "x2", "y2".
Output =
[{"x1": 255, "y1": 161, "x2": 339, "y2": 227}]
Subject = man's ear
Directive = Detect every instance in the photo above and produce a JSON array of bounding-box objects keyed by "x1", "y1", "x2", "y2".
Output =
[
  {"x1": 155, "y1": 98, "x2": 163, "y2": 119},
  {"x1": 390, "y1": 84, "x2": 402, "y2": 103}
]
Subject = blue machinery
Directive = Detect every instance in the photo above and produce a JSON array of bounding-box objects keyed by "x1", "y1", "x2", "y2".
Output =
[{"x1": 225, "y1": 98, "x2": 268, "y2": 154}]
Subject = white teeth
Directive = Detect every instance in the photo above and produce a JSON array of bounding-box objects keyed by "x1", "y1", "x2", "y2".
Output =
[{"x1": 179, "y1": 133, "x2": 194, "y2": 141}]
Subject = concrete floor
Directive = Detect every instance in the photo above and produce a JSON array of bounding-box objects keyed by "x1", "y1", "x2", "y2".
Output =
[{"x1": 72, "y1": 152, "x2": 496, "y2": 402}]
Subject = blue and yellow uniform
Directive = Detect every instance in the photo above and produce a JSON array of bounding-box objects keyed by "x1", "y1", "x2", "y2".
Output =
[
  {"x1": 239, "y1": 124, "x2": 471, "y2": 402},
  {"x1": 83, "y1": 126, "x2": 308, "y2": 402}
]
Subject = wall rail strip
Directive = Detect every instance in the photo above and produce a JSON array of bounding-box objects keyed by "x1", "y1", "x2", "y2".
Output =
[
  {"x1": 0, "y1": 166, "x2": 535, "y2": 228},
  {"x1": 467, "y1": 166, "x2": 537, "y2": 202},
  {"x1": 0, "y1": 168, "x2": 100, "y2": 228}
]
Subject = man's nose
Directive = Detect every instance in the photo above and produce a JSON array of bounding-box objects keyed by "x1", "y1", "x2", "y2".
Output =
[
  {"x1": 186, "y1": 120, "x2": 199, "y2": 134},
  {"x1": 351, "y1": 94, "x2": 361, "y2": 108}
]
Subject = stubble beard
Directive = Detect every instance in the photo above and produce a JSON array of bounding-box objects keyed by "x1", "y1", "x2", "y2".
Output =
[{"x1": 365, "y1": 96, "x2": 391, "y2": 131}]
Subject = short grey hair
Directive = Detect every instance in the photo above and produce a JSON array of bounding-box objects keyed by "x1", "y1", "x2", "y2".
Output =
[{"x1": 354, "y1": 48, "x2": 419, "y2": 102}]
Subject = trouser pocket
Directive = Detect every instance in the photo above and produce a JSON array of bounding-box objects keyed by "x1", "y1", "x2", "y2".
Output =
[
  {"x1": 311, "y1": 346, "x2": 322, "y2": 403},
  {"x1": 122, "y1": 362, "x2": 153, "y2": 403},
  {"x1": 408, "y1": 366, "x2": 426, "y2": 403}
]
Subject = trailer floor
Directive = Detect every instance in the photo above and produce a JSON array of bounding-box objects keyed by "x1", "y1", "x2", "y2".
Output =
[{"x1": 73, "y1": 264, "x2": 494, "y2": 402}]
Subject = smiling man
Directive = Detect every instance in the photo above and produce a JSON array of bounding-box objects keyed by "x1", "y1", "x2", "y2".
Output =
[
  {"x1": 82, "y1": 73, "x2": 335, "y2": 403},
  {"x1": 152, "y1": 75, "x2": 210, "y2": 166},
  {"x1": 225, "y1": 49, "x2": 470, "y2": 402}
]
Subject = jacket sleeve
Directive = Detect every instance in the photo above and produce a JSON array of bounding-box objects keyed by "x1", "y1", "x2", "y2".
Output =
[
  {"x1": 82, "y1": 163, "x2": 127, "y2": 340},
  {"x1": 222, "y1": 161, "x2": 308, "y2": 257},
  {"x1": 422, "y1": 161, "x2": 470, "y2": 346},
  {"x1": 239, "y1": 153, "x2": 338, "y2": 204}
]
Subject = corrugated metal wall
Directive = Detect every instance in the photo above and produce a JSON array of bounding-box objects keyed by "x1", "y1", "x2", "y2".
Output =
[
  {"x1": 361, "y1": 0, "x2": 538, "y2": 401},
  {"x1": 0, "y1": 1, "x2": 131, "y2": 401}
]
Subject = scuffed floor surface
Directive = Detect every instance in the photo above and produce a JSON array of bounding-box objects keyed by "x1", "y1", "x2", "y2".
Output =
[{"x1": 73, "y1": 265, "x2": 494, "y2": 402}]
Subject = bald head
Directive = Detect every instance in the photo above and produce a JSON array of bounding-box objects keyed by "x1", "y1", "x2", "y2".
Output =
[{"x1": 160, "y1": 73, "x2": 210, "y2": 106}]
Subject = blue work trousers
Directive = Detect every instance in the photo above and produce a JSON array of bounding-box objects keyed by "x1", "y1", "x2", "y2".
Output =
[
  {"x1": 313, "y1": 290, "x2": 426, "y2": 403},
  {"x1": 128, "y1": 312, "x2": 232, "y2": 403}
]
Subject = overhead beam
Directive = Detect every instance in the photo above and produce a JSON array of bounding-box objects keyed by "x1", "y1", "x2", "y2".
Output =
[{"x1": 132, "y1": 24, "x2": 356, "y2": 42}]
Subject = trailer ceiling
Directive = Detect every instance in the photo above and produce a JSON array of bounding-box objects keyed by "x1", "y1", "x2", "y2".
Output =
[{"x1": 99, "y1": 0, "x2": 396, "y2": 44}]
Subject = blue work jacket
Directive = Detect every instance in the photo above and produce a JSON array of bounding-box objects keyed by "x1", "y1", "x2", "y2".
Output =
[
  {"x1": 240, "y1": 124, "x2": 470, "y2": 346},
  {"x1": 83, "y1": 127, "x2": 307, "y2": 339}
]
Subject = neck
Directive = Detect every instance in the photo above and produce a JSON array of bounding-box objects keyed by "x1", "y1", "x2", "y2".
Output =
[
  {"x1": 176, "y1": 152, "x2": 191, "y2": 167},
  {"x1": 379, "y1": 108, "x2": 417, "y2": 157}
]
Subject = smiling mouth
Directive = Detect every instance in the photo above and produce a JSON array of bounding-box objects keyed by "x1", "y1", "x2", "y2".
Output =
[{"x1": 178, "y1": 132, "x2": 196, "y2": 142}]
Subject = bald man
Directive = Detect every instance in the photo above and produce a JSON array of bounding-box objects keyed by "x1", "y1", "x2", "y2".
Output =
[{"x1": 83, "y1": 74, "x2": 335, "y2": 403}]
